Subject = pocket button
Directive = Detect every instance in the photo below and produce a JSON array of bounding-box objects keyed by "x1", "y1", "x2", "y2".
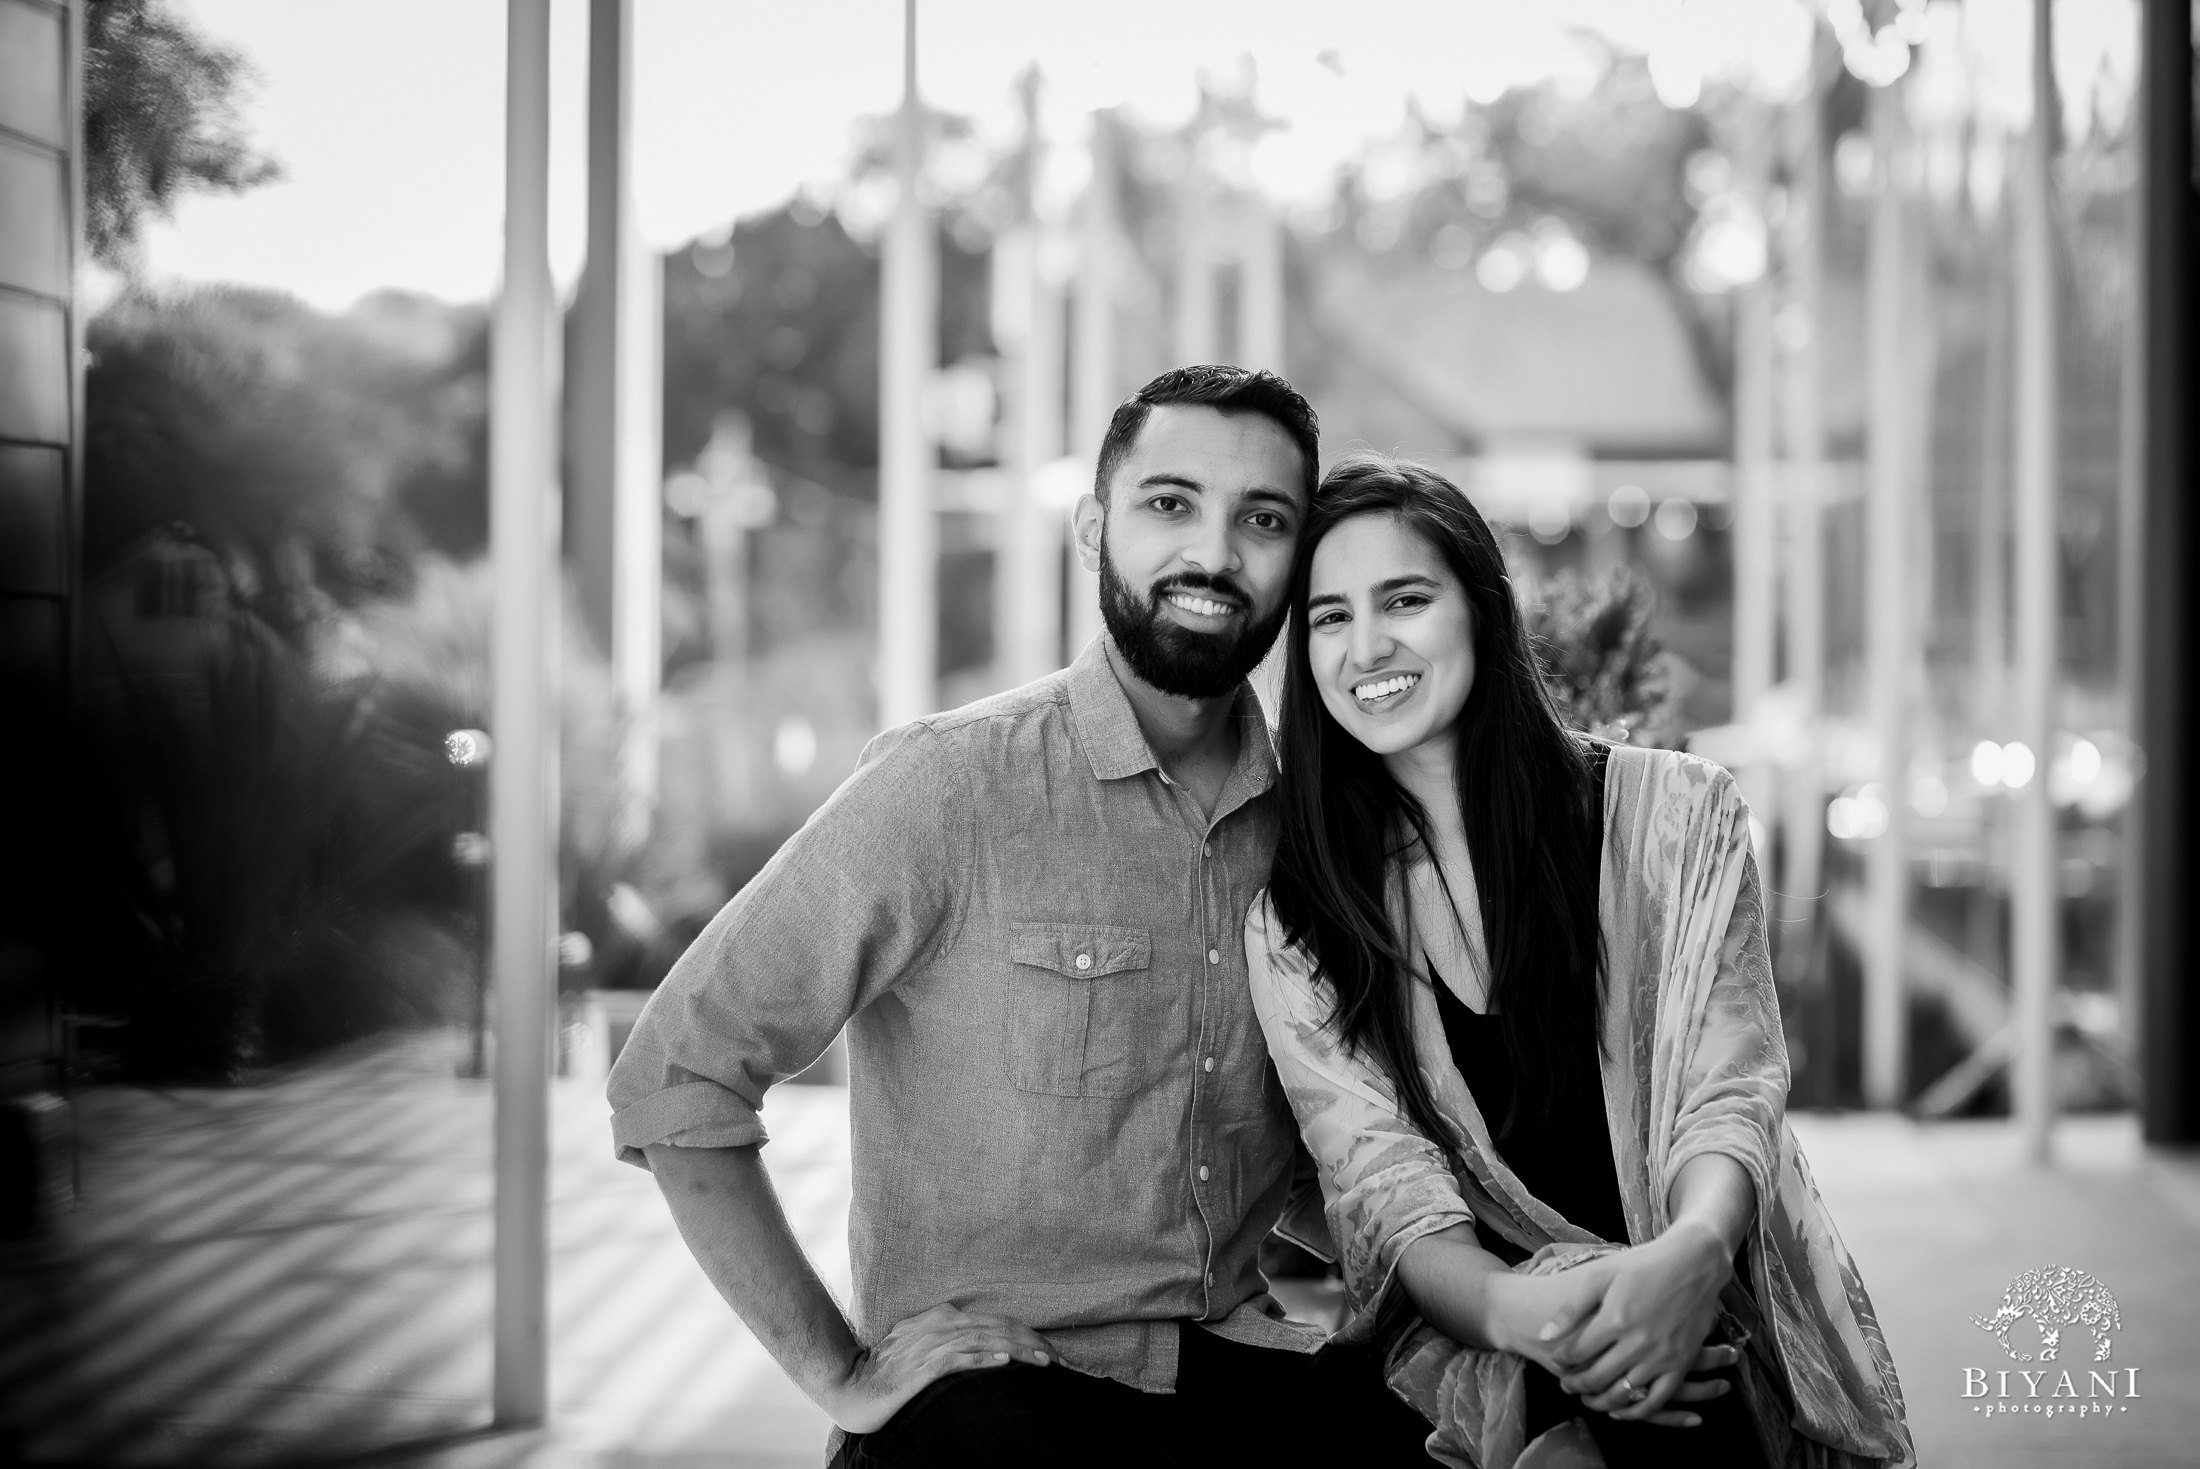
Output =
[{"x1": 1074, "y1": 952, "x2": 1092, "y2": 971}]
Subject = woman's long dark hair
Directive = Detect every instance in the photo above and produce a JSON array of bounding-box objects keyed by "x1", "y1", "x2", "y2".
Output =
[{"x1": 1268, "y1": 456, "x2": 1605, "y2": 1155}]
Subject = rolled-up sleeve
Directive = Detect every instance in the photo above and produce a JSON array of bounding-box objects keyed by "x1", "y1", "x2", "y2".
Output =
[
  {"x1": 1244, "y1": 896, "x2": 1476, "y2": 1316},
  {"x1": 607, "y1": 721, "x2": 972, "y2": 1165}
]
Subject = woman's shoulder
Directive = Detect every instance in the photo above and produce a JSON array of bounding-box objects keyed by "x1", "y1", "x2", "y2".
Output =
[
  {"x1": 1602, "y1": 740, "x2": 1743, "y2": 804},
  {"x1": 1244, "y1": 887, "x2": 1292, "y2": 971},
  {"x1": 1243, "y1": 888, "x2": 1322, "y2": 1002}
]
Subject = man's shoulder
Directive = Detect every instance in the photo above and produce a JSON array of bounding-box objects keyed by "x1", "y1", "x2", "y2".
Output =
[
  {"x1": 858, "y1": 669, "x2": 1076, "y2": 768},
  {"x1": 919, "y1": 668, "x2": 1077, "y2": 739}
]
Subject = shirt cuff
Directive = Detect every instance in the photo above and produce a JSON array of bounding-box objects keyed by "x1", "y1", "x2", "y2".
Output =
[{"x1": 609, "y1": 1080, "x2": 768, "y2": 1165}]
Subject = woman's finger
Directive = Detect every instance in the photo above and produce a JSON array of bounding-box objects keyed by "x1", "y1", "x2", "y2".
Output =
[
  {"x1": 1535, "y1": 1295, "x2": 1595, "y2": 1348},
  {"x1": 1566, "y1": 1301, "x2": 1636, "y2": 1372},
  {"x1": 1605, "y1": 1368, "x2": 1689, "y2": 1422},
  {"x1": 1671, "y1": 1374, "x2": 1733, "y2": 1404},
  {"x1": 1558, "y1": 1338, "x2": 1638, "y2": 1399},
  {"x1": 1691, "y1": 1342, "x2": 1740, "y2": 1372}
]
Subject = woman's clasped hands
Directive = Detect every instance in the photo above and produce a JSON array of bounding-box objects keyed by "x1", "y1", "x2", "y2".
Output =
[{"x1": 1500, "y1": 1223, "x2": 1741, "y2": 1429}]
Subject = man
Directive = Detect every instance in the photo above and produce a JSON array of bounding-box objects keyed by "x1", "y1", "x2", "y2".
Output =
[{"x1": 608, "y1": 365, "x2": 1433, "y2": 1466}]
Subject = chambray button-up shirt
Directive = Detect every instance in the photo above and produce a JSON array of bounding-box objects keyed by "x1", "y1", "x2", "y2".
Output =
[{"x1": 607, "y1": 637, "x2": 1319, "y2": 1392}]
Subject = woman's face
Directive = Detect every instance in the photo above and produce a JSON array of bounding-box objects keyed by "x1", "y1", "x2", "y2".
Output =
[{"x1": 1305, "y1": 513, "x2": 1477, "y2": 762}]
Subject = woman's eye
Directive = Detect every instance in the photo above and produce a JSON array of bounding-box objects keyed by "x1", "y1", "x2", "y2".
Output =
[
  {"x1": 1309, "y1": 609, "x2": 1346, "y2": 629},
  {"x1": 1388, "y1": 594, "x2": 1430, "y2": 613}
]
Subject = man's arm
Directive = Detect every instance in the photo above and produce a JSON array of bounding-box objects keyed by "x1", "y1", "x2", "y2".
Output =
[{"x1": 644, "y1": 1143, "x2": 1053, "y2": 1434}]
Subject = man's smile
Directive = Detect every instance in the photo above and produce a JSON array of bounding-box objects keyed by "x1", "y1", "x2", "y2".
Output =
[{"x1": 1162, "y1": 590, "x2": 1242, "y2": 620}]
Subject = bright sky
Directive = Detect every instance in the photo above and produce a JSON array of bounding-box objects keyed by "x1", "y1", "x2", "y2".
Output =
[{"x1": 141, "y1": 0, "x2": 2130, "y2": 314}]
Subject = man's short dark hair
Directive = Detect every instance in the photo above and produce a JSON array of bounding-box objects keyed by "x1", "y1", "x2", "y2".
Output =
[{"x1": 1093, "y1": 364, "x2": 1319, "y2": 507}]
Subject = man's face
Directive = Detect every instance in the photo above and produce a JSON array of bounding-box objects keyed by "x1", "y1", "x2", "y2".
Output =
[{"x1": 1075, "y1": 404, "x2": 1307, "y2": 699}]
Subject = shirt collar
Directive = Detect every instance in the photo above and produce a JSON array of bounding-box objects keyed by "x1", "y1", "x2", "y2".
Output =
[{"x1": 1066, "y1": 635, "x2": 1279, "y2": 800}]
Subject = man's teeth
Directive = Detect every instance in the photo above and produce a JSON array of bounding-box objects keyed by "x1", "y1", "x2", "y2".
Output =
[
  {"x1": 1167, "y1": 592, "x2": 1233, "y2": 618},
  {"x1": 1354, "y1": 673, "x2": 1420, "y2": 702}
]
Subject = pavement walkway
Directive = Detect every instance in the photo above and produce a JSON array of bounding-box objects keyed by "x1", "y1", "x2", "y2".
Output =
[{"x1": 3, "y1": 1030, "x2": 2195, "y2": 1468}]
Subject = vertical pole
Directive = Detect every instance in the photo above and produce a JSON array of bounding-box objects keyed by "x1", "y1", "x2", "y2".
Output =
[
  {"x1": 1066, "y1": 109, "x2": 1118, "y2": 656},
  {"x1": 1777, "y1": 50, "x2": 1830, "y2": 1024},
  {"x1": 490, "y1": 0, "x2": 557, "y2": 1426},
  {"x1": 2136, "y1": 0, "x2": 2195, "y2": 1144},
  {"x1": 2010, "y1": 0, "x2": 2061, "y2": 1161},
  {"x1": 572, "y1": 0, "x2": 659, "y2": 814},
  {"x1": 1863, "y1": 80, "x2": 1913, "y2": 1109},
  {"x1": 1239, "y1": 203, "x2": 1286, "y2": 375},
  {"x1": 614, "y1": 246, "x2": 662, "y2": 809},
  {"x1": 1969, "y1": 185, "x2": 2014, "y2": 988},
  {"x1": 877, "y1": 0, "x2": 938, "y2": 728},
  {"x1": 996, "y1": 75, "x2": 1065, "y2": 684},
  {"x1": 1731, "y1": 104, "x2": 1779, "y2": 834}
]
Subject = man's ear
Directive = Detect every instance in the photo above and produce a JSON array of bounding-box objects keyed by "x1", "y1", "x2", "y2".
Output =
[{"x1": 1072, "y1": 493, "x2": 1105, "y2": 573}]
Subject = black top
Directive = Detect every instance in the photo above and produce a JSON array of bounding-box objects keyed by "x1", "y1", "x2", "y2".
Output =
[
  {"x1": 1432, "y1": 979, "x2": 1629, "y2": 1256},
  {"x1": 1429, "y1": 740, "x2": 1625, "y2": 1259}
]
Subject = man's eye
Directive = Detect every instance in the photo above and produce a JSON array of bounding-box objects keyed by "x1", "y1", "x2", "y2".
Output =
[
  {"x1": 1246, "y1": 511, "x2": 1287, "y2": 532},
  {"x1": 1148, "y1": 494, "x2": 1186, "y2": 514}
]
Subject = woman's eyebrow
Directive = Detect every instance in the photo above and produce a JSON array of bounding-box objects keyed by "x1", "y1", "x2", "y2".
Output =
[{"x1": 1305, "y1": 590, "x2": 1348, "y2": 611}]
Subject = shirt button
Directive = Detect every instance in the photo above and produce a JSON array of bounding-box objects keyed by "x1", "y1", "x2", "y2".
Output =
[
  {"x1": 1198, "y1": 1165, "x2": 1210, "y2": 1181},
  {"x1": 1206, "y1": 1271, "x2": 1216, "y2": 1286},
  {"x1": 1202, "y1": 842, "x2": 1212, "y2": 858},
  {"x1": 1203, "y1": 1056, "x2": 1215, "y2": 1073},
  {"x1": 1207, "y1": 948, "x2": 1220, "y2": 965},
  {"x1": 1074, "y1": 953, "x2": 1092, "y2": 971}
]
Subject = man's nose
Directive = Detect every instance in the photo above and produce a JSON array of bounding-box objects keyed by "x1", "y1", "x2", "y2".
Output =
[{"x1": 1178, "y1": 513, "x2": 1241, "y2": 579}]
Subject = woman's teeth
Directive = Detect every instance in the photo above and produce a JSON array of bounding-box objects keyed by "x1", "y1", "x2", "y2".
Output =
[
  {"x1": 1166, "y1": 592, "x2": 1233, "y2": 618},
  {"x1": 1354, "y1": 673, "x2": 1420, "y2": 705}
]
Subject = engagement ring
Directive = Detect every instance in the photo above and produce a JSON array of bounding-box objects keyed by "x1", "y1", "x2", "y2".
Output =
[{"x1": 1618, "y1": 1377, "x2": 1649, "y2": 1404}]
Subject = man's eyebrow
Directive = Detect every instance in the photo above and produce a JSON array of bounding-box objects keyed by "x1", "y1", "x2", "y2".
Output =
[
  {"x1": 1135, "y1": 473, "x2": 1205, "y2": 494},
  {"x1": 1239, "y1": 486, "x2": 1301, "y2": 511}
]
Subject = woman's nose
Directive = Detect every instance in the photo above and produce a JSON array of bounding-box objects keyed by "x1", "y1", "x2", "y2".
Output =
[{"x1": 1346, "y1": 614, "x2": 1392, "y2": 669}]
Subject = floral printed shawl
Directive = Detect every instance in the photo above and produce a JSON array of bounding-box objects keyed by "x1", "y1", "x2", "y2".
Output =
[{"x1": 1246, "y1": 745, "x2": 1913, "y2": 1469}]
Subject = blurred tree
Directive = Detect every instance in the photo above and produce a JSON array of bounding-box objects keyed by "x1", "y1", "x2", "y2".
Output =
[
  {"x1": 84, "y1": 0, "x2": 279, "y2": 270},
  {"x1": 86, "y1": 287, "x2": 486, "y2": 621},
  {"x1": 1526, "y1": 567, "x2": 1683, "y2": 749},
  {"x1": 1316, "y1": 60, "x2": 1723, "y2": 392},
  {"x1": 659, "y1": 198, "x2": 993, "y2": 659}
]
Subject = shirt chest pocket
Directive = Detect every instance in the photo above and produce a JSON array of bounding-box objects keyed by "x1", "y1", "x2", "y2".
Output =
[{"x1": 1005, "y1": 921, "x2": 1158, "y2": 1097}]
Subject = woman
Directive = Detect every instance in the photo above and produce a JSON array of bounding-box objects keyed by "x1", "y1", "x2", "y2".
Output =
[{"x1": 1246, "y1": 458, "x2": 1912, "y2": 1469}]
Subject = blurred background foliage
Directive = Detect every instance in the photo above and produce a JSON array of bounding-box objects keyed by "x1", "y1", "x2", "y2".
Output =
[{"x1": 75, "y1": 3, "x2": 1721, "y2": 1081}]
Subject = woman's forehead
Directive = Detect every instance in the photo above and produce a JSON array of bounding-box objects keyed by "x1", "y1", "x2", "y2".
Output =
[{"x1": 1309, "y1": 513, "x2": 1452, "y2": 587}]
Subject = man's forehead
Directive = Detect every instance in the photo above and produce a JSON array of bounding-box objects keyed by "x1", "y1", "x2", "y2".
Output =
[{"x1": 1117, "y1": 404, "x2": 1307, "y2": 500}]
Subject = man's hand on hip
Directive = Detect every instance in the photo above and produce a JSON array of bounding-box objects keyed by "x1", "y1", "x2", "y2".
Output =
[{"x1": 826, "y1": 1303, "x2": 1055, "y2": 1434}]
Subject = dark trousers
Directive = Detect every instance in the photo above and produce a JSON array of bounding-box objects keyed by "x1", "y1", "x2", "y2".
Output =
[
  {"x1": 1522, "y1": 1359, "x2": 1770, "y2": 1468},
  {"x1": 831, "y1": 1323, "x2": 1437, "y2": 1469}
]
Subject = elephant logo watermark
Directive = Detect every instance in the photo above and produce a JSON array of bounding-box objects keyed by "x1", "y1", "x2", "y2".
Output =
[{"x1": 1971, "y1": 1266, "x2": 2121, "y2": 1364}]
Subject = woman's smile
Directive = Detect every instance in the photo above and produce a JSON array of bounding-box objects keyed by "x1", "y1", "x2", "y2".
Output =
[{"x1": 1352, "y1": 670, "x2": 1422, "y2": 709}]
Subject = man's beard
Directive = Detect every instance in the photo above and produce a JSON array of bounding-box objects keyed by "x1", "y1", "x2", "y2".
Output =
[{"x1": 1098, "y1": 541, "x2": 1288, "y2": 700}]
